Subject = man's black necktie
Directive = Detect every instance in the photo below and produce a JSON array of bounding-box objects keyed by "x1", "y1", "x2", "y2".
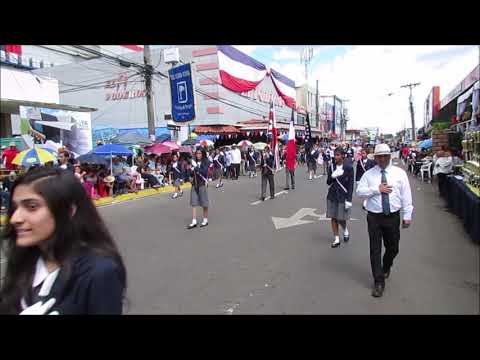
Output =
[{"x1": 381, "y1": 169, "x2": 390, "y2": 215}]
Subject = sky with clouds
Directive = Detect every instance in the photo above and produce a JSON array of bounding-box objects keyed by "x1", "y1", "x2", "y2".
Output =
[{"x1": 233, "y1": 45, "x2": 479, "y2": 135}]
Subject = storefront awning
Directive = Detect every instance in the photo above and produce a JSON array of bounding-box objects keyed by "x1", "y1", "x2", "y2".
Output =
[{"x1": 194, "y1": 125, "x2": 241, "y2": 134}]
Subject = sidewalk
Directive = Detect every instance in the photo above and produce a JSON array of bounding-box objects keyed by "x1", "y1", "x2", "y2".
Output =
[{"x1": 94, "y1": 183, "x2": 192, "y2": 207}]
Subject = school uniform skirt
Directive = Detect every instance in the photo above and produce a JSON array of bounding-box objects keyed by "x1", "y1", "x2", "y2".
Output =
[
  {"x1": 214, "y1": 167, "x2": 223, "y2": 179},
  {"x1": 307, "y1": 161, "x2": 317, "y2": 172},
  {"x1": 190, "y1": 185, "x2": 209, "y2": 207},
  {"x1": 326, "y1": 199, "x2": 350, "y2": 221}
]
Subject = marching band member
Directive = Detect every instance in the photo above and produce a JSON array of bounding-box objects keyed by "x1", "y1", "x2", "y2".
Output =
[
  {"x1": 260, "y1": 146, "x2": 275, "y2": 201},
  {"x1": 213, "y1": 148, "x2": 225, "y2": 188},
  {"x1": 168, "y1": 153, "x2": 184, "y2": 199},
  {"x1": 187, "y1": 149, "x2": 210, "y2": 229},
  {"x1": 247, "y1": 147, "x2": 257, "y2": 178},
  {"x1": 326, "y1": 147, "x2": 354, "y2": 248}
]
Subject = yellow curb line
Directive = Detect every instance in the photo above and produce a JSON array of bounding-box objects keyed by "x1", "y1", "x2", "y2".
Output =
[{"x1": 94, "y1": 183, "x2": 192, "y2": 207}]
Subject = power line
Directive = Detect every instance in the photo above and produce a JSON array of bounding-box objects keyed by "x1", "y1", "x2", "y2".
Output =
[{"x1": 60, "y1": 74, "x2": 143, "y2": 94}]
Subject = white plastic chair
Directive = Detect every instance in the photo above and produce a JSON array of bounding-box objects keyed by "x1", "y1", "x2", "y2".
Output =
[{"x1": 420, "y1": 162, "x2": 432, "y2": 182}]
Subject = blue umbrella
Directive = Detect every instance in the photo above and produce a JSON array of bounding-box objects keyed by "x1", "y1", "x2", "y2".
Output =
[
  {"x1": 77, "y1": 152, "x2": 109, "y2": 167},
  {"x1": 92, "y1": 144, "x2": 132, "y2": 175},
  {"x1": 92, "y1": 144, "x2": 132, "y2": 156}
]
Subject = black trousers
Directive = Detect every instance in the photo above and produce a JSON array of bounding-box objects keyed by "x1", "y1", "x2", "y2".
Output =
[
  {"x1": 367, "y1": 211, "x2": 401, "y2": 285},
  {"x1": 233, "y1": 163, "x2": 240, "y2": 179},
  {"x1": 261, "y1": 173, "x2": 275, "y2": 198},
  {"x1": 285, "y1": 168, "x2": 295, "y2": 188}
]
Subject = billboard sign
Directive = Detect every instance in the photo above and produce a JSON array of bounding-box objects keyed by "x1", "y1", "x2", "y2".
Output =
[
  {"x1": 19, "y1": 106, "x2": 93, "y2": 155},
  {"x1": 168, "y1": 63, "x2": 196, "y2": 123}
]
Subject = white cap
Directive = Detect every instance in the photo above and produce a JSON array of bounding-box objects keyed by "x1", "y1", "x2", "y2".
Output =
[{"x1": 374, "y1": 143, "x2": 391, "y2": 156}]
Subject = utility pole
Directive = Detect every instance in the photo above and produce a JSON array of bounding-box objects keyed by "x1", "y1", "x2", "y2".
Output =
[
  {"x1": 401, "y1": 82, "x2": 420, "y2": 143},
  {"x1": 300, "y1": 47, "x2": 314, "y2": 84},
  {"x1": 143, "y1": 45, "x2": 156, "y2": 141}
]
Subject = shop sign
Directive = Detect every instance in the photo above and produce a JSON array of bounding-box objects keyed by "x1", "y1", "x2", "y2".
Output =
[
  {"x1": 105, "y1": 72, "x2": 146, "y2": 101},
  {"x1": 241, "y1": 88, "x2": 286, "y2": 108}
]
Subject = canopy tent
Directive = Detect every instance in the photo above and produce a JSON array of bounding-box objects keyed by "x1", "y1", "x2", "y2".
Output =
[
  {"x1": 77, "y1": 152, "x2": 109, "y2": 167},
  {"x1": 92, "y1": 144, "x2": 132, "y2": 156},
  {"x1": 182, "y1": 138, "x2": 197, "y2": 146},
  {"x1": 92, "y1": 144, "x2": 132, "y2": 175},
  {"x1": 155, "y1": 133, "x2": 171, "y2": 143},
  {"x1": 110, "y1": 132, "x2": 153, "y2": 146}
]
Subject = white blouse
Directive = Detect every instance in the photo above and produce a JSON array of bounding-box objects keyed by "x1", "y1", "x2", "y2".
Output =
[{"x1": 20, "y1": 257, "x2": 61, "y2": 310}]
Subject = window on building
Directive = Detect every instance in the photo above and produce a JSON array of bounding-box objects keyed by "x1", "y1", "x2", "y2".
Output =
[{"x1": 297, "y1": 114, "x2": 305, "y2": 125}]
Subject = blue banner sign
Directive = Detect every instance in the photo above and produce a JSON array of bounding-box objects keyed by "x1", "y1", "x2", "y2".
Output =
[{"x1": 168, "y1": 63, "x2": 195, "y2": 123}]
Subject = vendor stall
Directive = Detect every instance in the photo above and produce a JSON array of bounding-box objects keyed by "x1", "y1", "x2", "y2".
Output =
[{"x1": 444, "y1": 175, "x2": 480, "y2": 243}]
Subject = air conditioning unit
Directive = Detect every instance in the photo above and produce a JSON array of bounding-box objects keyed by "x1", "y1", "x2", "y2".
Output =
[{"x1": 0, "y1": 50, "x2": 6, "y2": 62}]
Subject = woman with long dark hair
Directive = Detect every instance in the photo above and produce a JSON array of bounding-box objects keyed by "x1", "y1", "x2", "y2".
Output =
[
  {"x1": 186, "y1": 148, "x2": 210, "y2": 229},
  {"x1": 0, "y1": 167, "x2": 127, "y2": 315}
]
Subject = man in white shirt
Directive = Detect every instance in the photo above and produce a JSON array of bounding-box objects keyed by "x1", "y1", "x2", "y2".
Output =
[
  {"x1": 356, "y1": 143, "x2": 414, "y2": 298},
  {"x1": 231, "y1": 145, "x2": 242, "y2": 180}
]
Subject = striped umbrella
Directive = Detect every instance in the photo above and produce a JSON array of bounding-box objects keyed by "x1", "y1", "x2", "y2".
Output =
[
  {"x1": 198, "y1": 139, "x2": 214, "y2": 147},
  {"x1": 12, "y1": 146, "x2": 57, "y2": 167},
  {"x1": 237, "y1": 140, "x2": 253, "y2": 147}
]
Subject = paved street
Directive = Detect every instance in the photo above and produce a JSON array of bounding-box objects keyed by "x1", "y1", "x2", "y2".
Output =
[{"x1": 99, "y1": 162, "x2": 479, "y2": 314}]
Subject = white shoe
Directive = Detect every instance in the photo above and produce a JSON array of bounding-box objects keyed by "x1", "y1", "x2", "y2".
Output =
[
  {"x1": 200, "y1": 219, "x2": 208, "y2": 227},
  {"x1": 172, "y1": 192, "x2": 178, "y2": 199}
]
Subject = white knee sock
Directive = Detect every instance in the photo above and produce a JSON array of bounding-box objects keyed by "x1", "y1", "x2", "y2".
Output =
[
  {"x1": 344, "y1": 228, "x2": 349, "y2": 236},
  {"x1": 333, "y1": 235, "x2": 340, "y2": 243}
]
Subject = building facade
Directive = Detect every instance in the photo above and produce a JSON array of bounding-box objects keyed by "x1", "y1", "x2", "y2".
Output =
[{"x1": 31, "y1": 45, "x2": 301, "y2": 136}]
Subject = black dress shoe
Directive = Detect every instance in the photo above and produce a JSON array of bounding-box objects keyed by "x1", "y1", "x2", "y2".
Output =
[
  {"x1": 284, "y1": 187, "x2": 290, "y2": 191},
  {"x1": 292, "y1": 186, "x2": 295, "y2": 189},
  {"x1": 371, "y1": 283, "x2": 385, "y2": 298},
  {"x1": 270, "y1": 196, "x2": 275, "y2": 200},
  {"x1": 187, "y1": 223, "x2": 197, "y2": 229},
  {"x1": 261, "y1": 197, "x2": 265, "y2": 201},
  {"x1": 343, "y1": 234, "x2": 350, "y2": 243},
  {"x1": 200, "y1": 222, "x2": 208, "y2": 228},
  {"x1": 331, "y1": 240, "x2": 341, "y2": 248}
]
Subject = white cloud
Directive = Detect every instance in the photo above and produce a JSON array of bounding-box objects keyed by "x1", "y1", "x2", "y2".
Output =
[
  {"x1": 273, "y1": 47, "x2": 300, "y2": 61},
  {"x1": 232, "y1": 45, "x2": 257, "y2": 55},
  {"x1": 308, "y1": 45, "x2": 479, "y2": 134}
]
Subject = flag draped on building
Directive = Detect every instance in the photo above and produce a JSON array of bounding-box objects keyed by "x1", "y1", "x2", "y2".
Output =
[
  {"x1": 286, "y1": 106, "x2": 297, "y2": 170},
  {"x1": 268, "y1": 101, "x2": 280, "y2": 170},
  {"x1": 217, "y1": 45, "x2": 268, "y2": 93}
]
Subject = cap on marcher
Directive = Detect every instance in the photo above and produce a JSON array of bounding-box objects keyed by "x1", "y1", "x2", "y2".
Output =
[
  {"x1": 374, "y1": 143, "x2": 391, "y2": 156},
  {"x1": 9, "y1": 142, "x2": 16, "y2": 147}
]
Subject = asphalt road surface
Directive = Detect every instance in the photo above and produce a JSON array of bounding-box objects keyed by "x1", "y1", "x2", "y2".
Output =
[{"x1": 99, "y1": 162, "x2": 479, "y2": 314}]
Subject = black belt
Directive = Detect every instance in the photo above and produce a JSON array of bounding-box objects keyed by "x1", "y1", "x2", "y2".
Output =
[{"x1": 367, "y1": 210, "x2": 400, "y2": 217}]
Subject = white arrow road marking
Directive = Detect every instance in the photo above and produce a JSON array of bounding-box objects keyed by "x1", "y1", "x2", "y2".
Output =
[
  {"x1": 250, "y1": 190, "x2": 289, "y2": 205},
  {"x1": 272, "y1": 208, "x2": 358, "y2": 230}
]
